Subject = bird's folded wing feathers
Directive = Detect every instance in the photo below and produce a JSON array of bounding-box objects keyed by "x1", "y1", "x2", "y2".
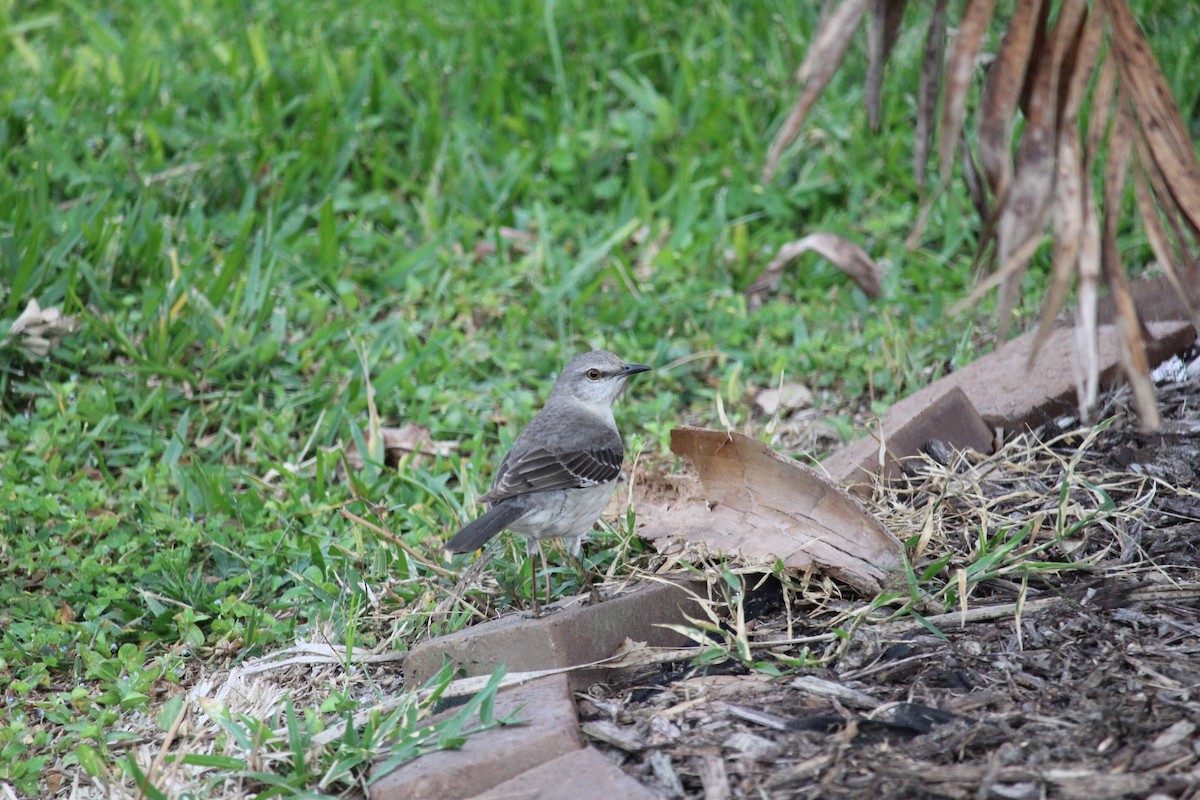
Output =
[{"x1": 480, "y1": 444, "x2": 623, "y2": 503}]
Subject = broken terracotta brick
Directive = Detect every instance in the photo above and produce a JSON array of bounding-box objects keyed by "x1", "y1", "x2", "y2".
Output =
[
  {"x1": 404, "y1": 580, "x2": 706, "y2": 690},
  {"x1": 369, "y1": 674, "x2": 581, "y2": 800},
  {"x1": 823, "y1": 319, "x2": 1195, "y2": 492},
  {"x1": 821, "y1": 385, "x2": 992, "y2": 492},
  {"x1": 466, "y1": 746, "x2": 657, "y2": 800}
]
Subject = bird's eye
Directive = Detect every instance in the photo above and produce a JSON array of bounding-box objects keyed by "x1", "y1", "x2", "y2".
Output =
[{"x1": 586, "y1": 368, "x2": 602, "y2": 380}]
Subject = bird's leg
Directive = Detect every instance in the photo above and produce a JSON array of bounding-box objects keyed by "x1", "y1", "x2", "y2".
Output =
[
  {"x1": 567, "y1": 538, "x2": 602, "y2": 606},
  {"x1": 527, "y1": 538, "x2": 546, "y2": 618},
  {"x1": 540, "y1": 544, "x2": 551, "y2": 613}
]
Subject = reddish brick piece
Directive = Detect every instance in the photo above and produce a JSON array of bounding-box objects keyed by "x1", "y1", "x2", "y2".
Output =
[
  {"x1": 953, "y1": 321, "x2": 1194, "y2": 429},
  {"x1": 822, "y1": 384, "x2": 991, "y2": 490},
  {"x1": 822, "y1": 319, "x2": 1195, "y2": 491},
  {"x1": 467, "y1": 747, "x2": 657, "y2": 800},
  {"x1": 1096, "y1": 274, "x2": 1196, "y2": 324},
  {"x1": 404, "y1": 580, "x2": 705, "y2": 690},
  {"x1": 370, "y1": 674, "x2": 582, "y2": 800}
]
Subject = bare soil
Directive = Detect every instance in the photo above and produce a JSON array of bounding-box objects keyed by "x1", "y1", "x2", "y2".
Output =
[{"x1": 578, "y1": 353, "x2": 1200, "y2": 799}]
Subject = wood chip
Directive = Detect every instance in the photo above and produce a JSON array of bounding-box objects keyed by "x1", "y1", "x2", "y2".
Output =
[
  {"x1": 580, "y1": 719, "x2": 645, "y2": 753},
  {"x1": 647, "y1": 749, "x2": 684, "y2": 796},
  {"x1": 789, "y1": 675, "x2": 881, "y2": 709},
  {"x1": 1151, "y1": 719, "x2": 1196, "y2": 749},
  {"x1": 696, "y1": 750, "x2": 731, "y2": 800}
]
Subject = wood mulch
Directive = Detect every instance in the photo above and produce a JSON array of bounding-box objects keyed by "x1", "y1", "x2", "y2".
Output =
[{"x1": 578, "y1": 350, "x2": 1200, "y2": 799}]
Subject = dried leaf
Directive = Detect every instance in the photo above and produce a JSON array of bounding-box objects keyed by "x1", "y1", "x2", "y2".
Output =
[
  {"x1": 1102, "y1": 92, "x2": 1135, "y2": 254},
  {"x1": 1106, "y1": 0, "x2": 1200, "y2": 238},
  {"x1": 977, "y1": 0, "x2": 1044, "y2": 201},
  {"x1": 636, "y1": 427, "x2": 904, "y2": 594},
  {"x1": 1028, "y1": 2, "x2": 1105, "y2": 368},
  {"x1": 1015, "y1": 1, "x2": 1051, "y2": 116},
  {"x1": 1084, "y1": 45, "x2": 1119, "y2": 170},
  {"x1": 1059, "y1": 5, "x2": 1107, "y2": 131},
  {"x1": 1103, "y1": 260, "x2": 1160, "y2": 429},
  {"x1": 1101, "y1": 97, "x2": 1160, "y2": 429},
  {"x1": 1133, "y1": 154, "x2": 1200, "y2": 333},
  {"x1": 1053, "y1": 0, "x2": 1093, "y2": 115},
  {"x1": 914, "y1": 0, "x2": 949, "y2": 194},
  {"x1": 1029, "y1": 126, "x2": 1085, "y2": 369},
  {"x1": 3, "y1": 299, "x2": 78, "y2": 357},
  {"x1": 763, "y1": 0, "x2": 871, "y2": 182},
  {"x1": 866, "y1": 0, "x2": 908, "y2": 132},
  {"x1": 745, "y1": 233, "x2": 885, "y2": 309},
  {"x1": 937, "y1": 0, "x2": 999, "y2": 187},
  {"x1": 993, "y1": 0, "x2": 1085, "y2": 339},
  {"x1": 755, "y1": 382, "x2": 814, "y2": 416},
  {"x1": 342, "y1": 423, "x2": 457, "y2": 472},
  {"x1": 960, "y1": 133, "x2": 989, "y2": 223},
  {"x1": 1074, "y1": 179, "x2": 1103, "y2": 413},
  {"x1": 1131, "y1": 122, "x2": 1196, "y2": 273}
]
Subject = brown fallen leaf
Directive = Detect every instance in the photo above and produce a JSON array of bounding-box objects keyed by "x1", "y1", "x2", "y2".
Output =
[
  {"x1": 977, "y1": 0, "x2": 1044, "y2": 201},
  {"x1": 865, "y1": 0, "x2": 908, "y2": 132},
  {"x1": 1106, "y1": 0, "x2": 1200, "y2": 238},
  {"x1": 342, "y1": 422, "x2": 457, "y2": 472},
  {"x1": 1134, "y1": 156, "x2": 1200, "y2": 334},
  {"x1": 763, "y1": 0, "x2": 872, "y2": 183},
  {"x1": 1101, "y1": 95, "x2": 1160, "y2": 429},
  {"x1": 992, "y1": 0, "x2": 1084, "y2": 340},
  {"x1": 754, "y1": 382, "x2": 814, "y2": 416},
  {"x1": 1028, "y1": 4, "x2": 1105, "y2": 369},
  {"x1": 745, "y1": 233, "x2": 885, "y2": 309},
  {"x1": 913, "y1": 0, "x2": 948, "y2": 195},
  {"x1": 1074, "y1": 175, "x2": 1103, "y2": 411},
  {"x1": 3, "y1": 299, "x2": 78, "y2": 357},
  {"x1": 937, "y1": 0, "x2": 999, "y2": 187},
  {"x1": 636, "y1": 427, "x2": 904, "y2": 595}
]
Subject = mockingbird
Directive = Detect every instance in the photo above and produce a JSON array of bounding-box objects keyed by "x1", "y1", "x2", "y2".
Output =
[{"x1": 445, "y1": 350, "x2": 650, "y2": 615}]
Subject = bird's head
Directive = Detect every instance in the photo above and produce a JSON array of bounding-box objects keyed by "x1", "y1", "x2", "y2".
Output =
[{"x1": 550, "y1": 350, "x2": 650, "y2": 406}]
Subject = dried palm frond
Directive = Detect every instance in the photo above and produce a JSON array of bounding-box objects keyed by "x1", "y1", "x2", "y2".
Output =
[{"x1": 763, "y1": 0, "x2": 1200, "y2": 430}]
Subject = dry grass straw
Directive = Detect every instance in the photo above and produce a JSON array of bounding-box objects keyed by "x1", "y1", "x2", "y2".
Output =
[{"x1": 864, "y1": 418, "x2": 1153, "y2": 573}]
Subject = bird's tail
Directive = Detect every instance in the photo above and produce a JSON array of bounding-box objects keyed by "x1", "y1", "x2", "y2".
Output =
[{"x1": 444, "y1": 499, "x2": 529, "y2": 553}]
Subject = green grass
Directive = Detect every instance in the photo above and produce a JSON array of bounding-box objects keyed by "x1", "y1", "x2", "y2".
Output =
[{"x1": 1, "y1": 0, "x2": 1194, "y2": 796}]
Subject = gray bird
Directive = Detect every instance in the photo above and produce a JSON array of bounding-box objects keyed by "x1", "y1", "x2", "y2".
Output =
[{"x1": 446, "y1": 350, "x2": 650, "y2": 615}]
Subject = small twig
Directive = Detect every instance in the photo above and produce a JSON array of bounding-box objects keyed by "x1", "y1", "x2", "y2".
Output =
[
  {"x1": 340, "y1": 508, "x2": 455, "y2": 579},
  {"x1": 238, "y1": 644, "x2": 405, "y2": 676},
  {"x1": 879, "y1": 582, "x2": 1200, "y2": 636},
  {"x1": 142, "y1": 696, "x2": 188, "y2": 799}
]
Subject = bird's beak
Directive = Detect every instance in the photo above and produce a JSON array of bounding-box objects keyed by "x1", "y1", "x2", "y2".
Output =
[{"x1": 620, "y1": 363, "x2": 652, "y2": 377}]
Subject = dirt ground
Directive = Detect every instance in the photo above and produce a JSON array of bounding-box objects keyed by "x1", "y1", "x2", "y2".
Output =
[{"x1": 577, "y1": 351, "x2": 1200, "y2": 799}]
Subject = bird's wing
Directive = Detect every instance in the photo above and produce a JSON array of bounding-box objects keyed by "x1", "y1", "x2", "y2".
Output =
[{"x1": 480, "y1": 443, "x2": 624, "y2": 503}]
